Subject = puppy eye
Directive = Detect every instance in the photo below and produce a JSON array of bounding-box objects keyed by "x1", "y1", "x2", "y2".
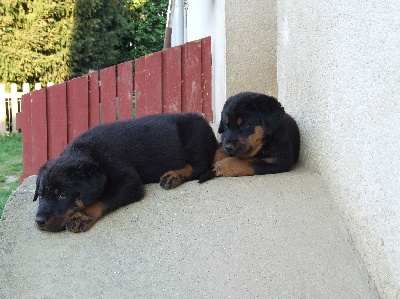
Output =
[
  {"x1": 240, "y1": 123, "x2": 249, "y2": 130},
  {"x1": 57, "y1": 192, "x2": 67, "y2": 200}
]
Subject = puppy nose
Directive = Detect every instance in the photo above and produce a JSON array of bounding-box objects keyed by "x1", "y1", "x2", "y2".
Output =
[
  {"x1": 35, "y1": 215, "x2": 47, "y2": 226},
  {"x1": 224, "y1": 142, "x2": 235, "y2": 153}
]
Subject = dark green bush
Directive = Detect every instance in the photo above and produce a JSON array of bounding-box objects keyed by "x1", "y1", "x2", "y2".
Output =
[{"x1": 0, "y1": 0, "x2": 168, "y2": 86}]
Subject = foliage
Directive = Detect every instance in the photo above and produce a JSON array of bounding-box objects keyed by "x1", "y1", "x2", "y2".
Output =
[
  {"x1": 123, "y1": 0, "x2": 168, "y2": 61},
  {"x1": 69, "y1": 0, "x2": 130, "y2": 77},
  {"x1": 0, "y1": 0, "x2": 74, "y2": 85},
  {"x1": 0, "y1": 0, "x2": 168, "y2": 86},
  {"x1": 0, "y1": 133, "x2": 22, "y2": 217}
]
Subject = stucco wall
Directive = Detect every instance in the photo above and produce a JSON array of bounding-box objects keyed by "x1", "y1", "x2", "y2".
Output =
[
  {"x1": 276, "y1": 1, "x2": 400, "y2": 297},
  {"x1": 225, "y1": 0, "x2": 278, "y2": 101}
]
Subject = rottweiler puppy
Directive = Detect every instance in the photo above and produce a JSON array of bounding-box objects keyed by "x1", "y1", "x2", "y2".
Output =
[
  {"x1": 213, "y1": 91, "x2": 300, "y2": 177},
  {"x1": 34, "y1": 113, "x2": 217, "y2": 232}
]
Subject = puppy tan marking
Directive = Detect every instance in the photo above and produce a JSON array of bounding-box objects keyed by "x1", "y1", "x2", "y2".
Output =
[
  {"x1": 213, "y1": 157, "x2": 255, "y2": 177},
  {"x1": 213, "y1": 145, "x2": 230, "y2": 163},
  {"x1": 241, "y1": 126, "x2": 265, "y2": 158},
  {"x1": 75, "y1": 199, "x2": 85, "y2": 210},
  {"x1": 38, "y1": 209, "x2": 76, "y2": 232}
]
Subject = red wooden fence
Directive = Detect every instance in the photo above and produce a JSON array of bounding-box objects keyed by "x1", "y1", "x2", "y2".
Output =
[{"x1": 16, "y1": 37, "x2": 212, "y2": 182}]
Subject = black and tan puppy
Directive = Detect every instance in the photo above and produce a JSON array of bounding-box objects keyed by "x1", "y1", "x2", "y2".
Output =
[
  {"x1": 34, "y1": 113, "x2": 217, "y2": 232},
  {"x1": 213, "y1": 92, "x2": 300, "y2": 177}
]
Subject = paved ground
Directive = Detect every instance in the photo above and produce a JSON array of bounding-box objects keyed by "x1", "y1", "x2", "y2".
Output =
[{"x1": 0, "y1": 165, "x2": 378, "y2": 298}]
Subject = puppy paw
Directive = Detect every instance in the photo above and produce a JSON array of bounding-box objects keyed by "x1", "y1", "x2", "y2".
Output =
[
  {"x1": 160, "y1": 172, "x2": 184, "y2": 189},
  {"x1": 66, "y1": 212, "x2": 94, "y2": 233},
  {"x1": 213, "y1": 159, "x2": 231, "y2": 177}
]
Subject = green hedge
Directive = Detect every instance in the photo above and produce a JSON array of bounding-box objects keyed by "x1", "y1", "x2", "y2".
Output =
[{"x1": 0, "y1": 0, "x2": 168, "y2": 86}]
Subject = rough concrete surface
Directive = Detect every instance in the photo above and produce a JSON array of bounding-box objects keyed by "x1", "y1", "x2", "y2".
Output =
[{"x1": 0, "y1": 166, "x2": 378, "y2": 299}]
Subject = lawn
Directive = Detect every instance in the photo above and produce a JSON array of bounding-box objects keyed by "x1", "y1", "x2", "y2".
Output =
[{"x1": 0, "y1": 133, "x2": 22, "y2": 217}]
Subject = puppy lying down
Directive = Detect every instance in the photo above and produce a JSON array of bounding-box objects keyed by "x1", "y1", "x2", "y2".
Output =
[
  {"x1": 212, "y1": 91, "x2": 300, "y2": 177},
  {"x1": 33, "y1": 113, "x2": 217, "y2": 232}
]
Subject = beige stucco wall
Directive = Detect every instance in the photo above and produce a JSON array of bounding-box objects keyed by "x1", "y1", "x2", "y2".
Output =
[
  {"x1": 276, "y1": 1, "x2": 400, "y2": 297},
  {"x1": 225, "y1": 0, "x2": 278, "y2": 100},
  {"x1": 187, "y1": 1, "x2": 399, "y2": 295}
]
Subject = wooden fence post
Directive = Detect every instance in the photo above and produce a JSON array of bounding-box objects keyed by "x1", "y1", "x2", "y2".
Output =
[
  {"x1": 10, "y1": 84, "x2": 18, "y2": 133},
  {"x1": 0, "y1": 84, "x2": 6, "y2": 134},
  {"x1": 117, "y1": 61, "x2": 134, "y2": 120},
  {"x1": 100, "y1": 66, "x2": 117, "y2": 124}
]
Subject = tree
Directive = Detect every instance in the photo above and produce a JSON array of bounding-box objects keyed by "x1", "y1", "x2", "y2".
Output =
[
  {"x1": 125, "y1": 0, "x2": 169, "y2": 60},
  {"x1": 69, "y1": 0, "x2": 130, "y2": 77},
  {"x1": 0, "y1": 0, "x2": 168, "y2": 86},
  {"x1": 0, "y1": 0, "x2": 74, "y2": 84}
]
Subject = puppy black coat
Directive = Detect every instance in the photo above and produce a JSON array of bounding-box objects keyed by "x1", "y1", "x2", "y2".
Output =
[
  {"x1": 213, "y1": 92, "x2": 300, "y2": 177},
  {"x1": 34, "y1": 113, "x2": 217, "y2": 232}
]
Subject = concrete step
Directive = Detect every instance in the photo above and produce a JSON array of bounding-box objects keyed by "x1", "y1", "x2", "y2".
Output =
[{"x1": 0, "y1": 165, "x2": 378, "y2": 298}]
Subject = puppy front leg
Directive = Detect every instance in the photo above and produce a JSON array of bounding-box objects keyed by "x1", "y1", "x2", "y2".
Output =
[
  {"x1": 213, "y1": 156, "x2": 287, "y2": 177},
  {"x1": 213, "y1": 157, "x2": 256, "y2": 177},
  {"x1": 66, "y1": 201, "x2": 107, "y2": 232},
  {"x1": 160, "y1": 163, "x2": 193, "y2": 189}
]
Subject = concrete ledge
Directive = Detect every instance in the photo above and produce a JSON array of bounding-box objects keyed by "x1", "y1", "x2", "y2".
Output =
[{"x1": 0, "y1": 166, "x2": 378, "y2": 298}]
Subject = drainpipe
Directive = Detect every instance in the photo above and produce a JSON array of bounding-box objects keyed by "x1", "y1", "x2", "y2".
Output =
[
  {"x1": 164, "y1": 0, "x2": 186, "y2": 48},
  {"x1": 163, "y1": 0, "x2": 175, "y2": 49},
  {"x1": 183, "y1": 0, "x2": 188, "y2": 43}
]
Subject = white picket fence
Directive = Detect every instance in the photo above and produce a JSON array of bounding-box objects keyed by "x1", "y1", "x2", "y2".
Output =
[{"x1": 0, "y1": 82, "x2": 53, "y2": 135}]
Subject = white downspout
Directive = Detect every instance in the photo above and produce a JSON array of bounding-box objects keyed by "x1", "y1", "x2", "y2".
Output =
[
  {"x1": 170, "y1": 0, "x2": 185, "y2": 47},
  {"x1": 163, "y1": 0, "x2": 175, "y2": 49},
  {"x1": 183, "y1": 0, "x2": 189, "y2": 43}
]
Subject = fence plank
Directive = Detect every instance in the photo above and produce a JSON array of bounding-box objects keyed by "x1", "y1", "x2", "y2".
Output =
[
  {"x1": 182, "y1": 40, "x2": 203, "y2": 115},
  {"x1": 18, "y1": 93, "x2": 32, "y2": 181},
  {"x1": 88, "y1": 71, "x2": 100, "y2": 128},
  {"x1": 202, "y1": 36, "x2": 213, "y2": 122},
  {"x1": 31, "y1": 89, "x2": 48, "y2": 174},
  {"x1": 162, "y1": 46, "x2": 182, "y2": 113},
  {"x1": 100, "y1": 66, "x2": 117, "y2": 124},
  {"x1": 135, "y1": 53, "x2": 163, "y2": 118},
  {"x1": 145, "y1": 53, "x2": 163, "y2": 115},
  {"x1": 67, "y1": 76, "x2": 89, "y2": 142},
  {"x1": 47, "y1": 83, "x2": 68, "y2": 160},
  {"x1": 134, "y1": 57, "x2": 145, "y2": 118},
  {"x1": 117, "y1": 61, "x2": 133, "y2": 120}
]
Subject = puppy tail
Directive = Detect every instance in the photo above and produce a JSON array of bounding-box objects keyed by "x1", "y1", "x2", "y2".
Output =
[{"x1": 198, "y1": 169, "x2": 216, "y2": 184}]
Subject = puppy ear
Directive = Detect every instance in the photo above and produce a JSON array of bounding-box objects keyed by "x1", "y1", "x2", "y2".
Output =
[
  {"x1": 33, "y1": 163, "x2": 49, "y2": 202},
  {"x1": 218, "y1": 120, "x2": 225, "y2": 134},
  {"x1": 259, "y1": 96, "x2": 285, "y2": 135},
  {"x1": 73, "y1": 161, "x2": 106, "y2": 204}
]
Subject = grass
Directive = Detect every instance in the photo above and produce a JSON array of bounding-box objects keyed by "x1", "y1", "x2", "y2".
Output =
[{"x1": 0, "y1": 133, "x2": 23, "y2": 217}]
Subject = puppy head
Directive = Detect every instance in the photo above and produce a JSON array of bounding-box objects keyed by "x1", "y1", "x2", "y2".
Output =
[
  {"x1": 218, "y1": 92, "x2": 285, "y2": 157},
  {"x1": 34, "y1": 157, "x2": 106, "y2": 232}
]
